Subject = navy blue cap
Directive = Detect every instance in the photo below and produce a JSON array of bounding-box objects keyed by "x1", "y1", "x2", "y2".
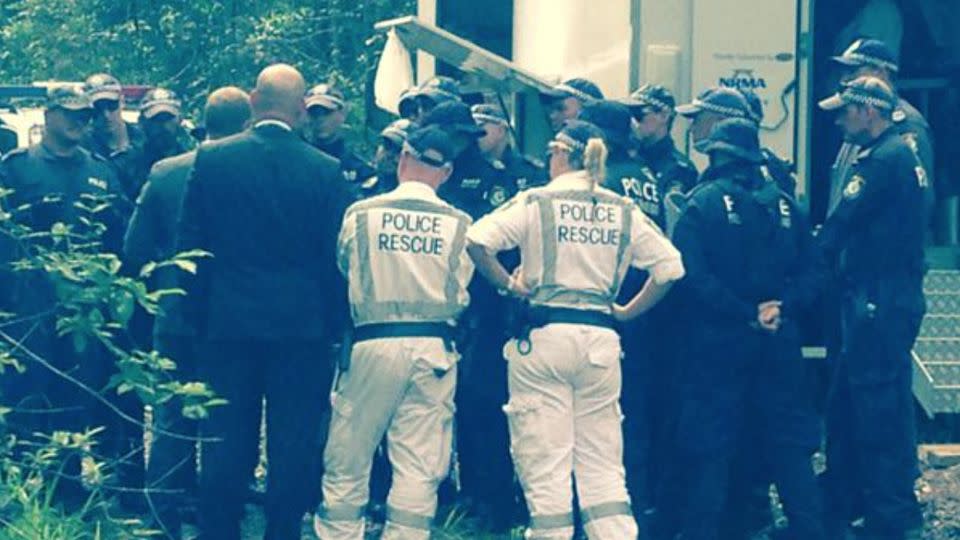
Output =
[
  {"x1": 47, "y1": 85, "x2": 93, "y2": 111},
  {"x1": 701, "y1": 118, "x2": 764, "y2": 164},
  {"x1": 83, "y1": 73, "x2": 122, "y2": 102},
  {"x1": 676, "y1": 87, "x2": 751, "y2": 118},
  {"x1": 832, "y1": 38, "x2": 898, "y2": 73},
  {"x1": 550, "y1": 120, "x2": 605, "y2": 157},
  {"x1": 305, "y1": 84, "x2": 345, "y2": 111},
  {"x1": 398, "y1": 86, "x2": 420, "y2": 118},
  {"x1": 381, "y1": 119, "x2": 417, "y2": 146},
  {"x1": 620, "y1": 83, "x2": 676, "y2": 113},
  {"x1": 421, "y1": 101, "x2": 485, "y2": 138},
  {"x1": 740, "y1": 90, "x2": 764, "y2": 122},
  {"x1": 579, "y1": 100, "x2": 633, "y2": 149},
  {"x1": 818, "y1": 75, "x2": 897, "y2": 111},
  {"x1": 418, "y1": 76, "x2": 461, "y2": 103},
  {"x1": 471, "y1": 103, "x2": 509, "y2": 126},
  {"x1": 403, "y1": 126, "x2": 456, "y2": 168},
  {"x1": 140, "y1": 87, "x2": 182, "y2": 118},
  {"x1": 542, "y1": 78, "x2": 605, "y2": 102}
]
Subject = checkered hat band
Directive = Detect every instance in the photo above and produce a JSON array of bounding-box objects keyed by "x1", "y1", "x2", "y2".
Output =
[
  {"x1": 472, "y1": 113, "x2": 507, "y2": 125},
  {"x1": 555, "y1": 132, "x2": 586, "y2": 153},
  {"x1": 639, "y1": 95, "x2": 671, "y2": 111},
  {"x1": 554, "y1": 83, "x2": 594, "y2": 102},
  {"x1": 402, "y1": 141, "x2": 448, "y2": 167},
  {"x1": 844, "y1": 52, "x2": 898, "y2": 72},
  {"x1": 694, "y1": 99, "x2": 747, "y2": 118},
  {"x1": 843, "y1": 91, "x2": 894, "y2": 109}
]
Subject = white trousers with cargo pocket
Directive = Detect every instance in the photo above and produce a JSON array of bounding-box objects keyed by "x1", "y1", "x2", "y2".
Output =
[
  {"x1": 314, "y1": 337, "x2": 457, "y2": 540},
  {"x1": 504, "y1": 323, "x2": 638, "y2": 540}
]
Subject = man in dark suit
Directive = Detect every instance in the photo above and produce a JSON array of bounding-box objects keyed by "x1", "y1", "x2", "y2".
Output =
[
  {"x1": 176, "y1": 64, "x2": 354, "y2": 540},
  {"x1": 124, "y1": 86, "x2": 252, "y2": 538}
]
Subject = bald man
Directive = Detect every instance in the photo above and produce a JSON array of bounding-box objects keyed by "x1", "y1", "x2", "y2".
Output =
[
  {"x1": 175, "y1": 65, "x2": 355, "y2": 539},
  {"x1": 124, "y1": 86, "x2": 251, "y2": 538}
]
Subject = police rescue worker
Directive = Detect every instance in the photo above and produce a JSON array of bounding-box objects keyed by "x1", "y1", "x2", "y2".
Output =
[
  {"x1": 740, "y1": 90, "x2": 798, "y2": 196},
  {"x1": 540, "y1": 78, "x2": 605, "y2": 133},
  {"x1": 112, "y1": 87, "x2": 190, "y2": 206},
  {"x1": 358, "y1": 118, "x2": 417, "y2": 198},
  {"x1": 82, "y1": 72, "x2": 142, "y2": 160},
  {"x1": 579, "y1": 99, "x2": 662, "y2": 522},
  {"x1": 176, "y1": 64, "x2": 353, "y2": 539},
  {"x1": 670, "y1": 117, "x2": 825, "y2": 540},
  {"x1": 817, "y1": 76, "x2": 928, "y2": 540},
  {"x1": 303, "y1": 83, "x2": 375, "y2": 185},
  {"x1": 123, "y1": 86, "x2": 252, "y2": 538},
  {"x1": 0, "y1": 86, "x2": 124, "y2": 496},
  {"x1": 826, "y1": 38, "x2": 934, "y2": 219},
  {"x1": 466, "y1": 120, "x2": 685, "y2": 540},
  {"x1": 314, "y1": 126, "x2": 474, "y2": 540}
]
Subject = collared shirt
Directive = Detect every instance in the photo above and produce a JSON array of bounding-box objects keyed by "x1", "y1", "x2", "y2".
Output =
[
  {"x1": 254, "y1": 119, "x2": 294, "y2": 132},
  {"x1": 337, "y1": 180, "x2": 475, "y2": 326},
  {"x1": 467, "y1": 169, "x2": 685, "y2": 312}
]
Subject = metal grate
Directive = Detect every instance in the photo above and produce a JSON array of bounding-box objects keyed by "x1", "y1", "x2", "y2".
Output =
[{"x1": 913, "y1": 270, "x2": 960, "y2": 416}]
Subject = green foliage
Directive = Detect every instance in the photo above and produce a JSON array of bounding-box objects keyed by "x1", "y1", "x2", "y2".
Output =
[{"x1": 0, "y1": 0, "x2": 417, "y2": 152}]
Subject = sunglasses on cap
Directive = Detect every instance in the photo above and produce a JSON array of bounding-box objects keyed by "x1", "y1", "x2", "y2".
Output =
[{"x1": 94, "y1": 99, "x2": 120, "y2": 112}]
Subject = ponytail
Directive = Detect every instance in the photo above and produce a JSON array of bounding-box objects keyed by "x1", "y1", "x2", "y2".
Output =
[{"x1": 583, "y1": 137, "x2": 607, "y2": 188}]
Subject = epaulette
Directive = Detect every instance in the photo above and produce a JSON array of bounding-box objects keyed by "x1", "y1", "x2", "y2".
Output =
[
  {"x1": 1, "y1": 147, "x2": 28, "y2": 162},
  {"x1": 855, "y1": 146, "x2": 873, "y2": 160},
  {"x1": 360, "y1": 175, "x2": 378, "y2": 191}
]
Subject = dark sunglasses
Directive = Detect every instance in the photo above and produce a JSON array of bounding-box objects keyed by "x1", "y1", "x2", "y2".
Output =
[
  {"x1": 63, "y1": 109, "x2": 94, "y2": 124},
  {"x1": 94, "y1": 99, "x2": 120, "y2": 112}
]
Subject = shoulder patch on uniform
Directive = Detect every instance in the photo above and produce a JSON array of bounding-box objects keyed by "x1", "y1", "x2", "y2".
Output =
[
  {"x1": 843, "y1": 175, "x2": 865, "y2": 200},
  {"x1": 360, "y1": 176, "x2": 378, "y2": 190},
  {"x1": 1, "y1": 147, "x2": 28, "y2": 162},
  {"x1": 892, "y1": 109, "x2": 906, "y2": 123},
  {"x1": 487, "y1": 185, "x2": 509, "y2": 207}
]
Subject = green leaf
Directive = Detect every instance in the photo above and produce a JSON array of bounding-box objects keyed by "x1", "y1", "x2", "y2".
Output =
[{"x1": 139, "y1": 261, "x2": 157, "y2": 278}]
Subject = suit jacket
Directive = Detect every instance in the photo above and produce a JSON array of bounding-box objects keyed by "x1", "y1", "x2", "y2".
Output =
[
  {"x1": 124, "y1": 150, "x2": 197, "y2": 339},
  {"x1": 175, "y1": 121, "x2": 354, "y2": 342}
]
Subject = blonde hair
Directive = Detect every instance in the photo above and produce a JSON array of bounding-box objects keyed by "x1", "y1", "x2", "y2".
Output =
[{"x1": 582, "y1": 137, "x2": 607, "y2": 188}]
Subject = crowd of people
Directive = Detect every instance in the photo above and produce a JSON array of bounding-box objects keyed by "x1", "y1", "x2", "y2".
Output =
[{"x1": 0, "y1": 36, "x2": 933, "y2": 540}]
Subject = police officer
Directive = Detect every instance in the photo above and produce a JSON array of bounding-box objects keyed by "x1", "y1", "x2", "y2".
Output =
[
  {"x1": 123, "y1": 86, "x2": 252, "y2": 538},
  {"x1": 817, "y1": 77, "x2": 927, "y2": 540},
  {"x1": 540, "y1": 78, "x2": 605, "y2": 133},
  {"x1": 676, "y1": 86, "x2": 753, "y2": 159},
  {"x1": 304, "y1": 83, "x2": 375, "y2": 185},
  {"x1": 398, "y1": 76, "x2": 462, "y2": 124},
  {"x1": 621, "y1": 84, "x2": 698, "y2": 208},
  {"x1": 467, "y1": 121, "x2": 685, "y2": 539},
  {"x1": 579, "y1": 99, "x2": 662, "y2": 521},
  {"x1": 671, "y1": 118, "x2": 824, "y2": 540},
  {"x1": 0, "y1": 86, "x2": 124, "y2": 489},
  {"x1": 315, "y1": 126, "x2": 474, "y2": 540},
  {"x1": 82, "y1": 72, "x2": 142, "y2": 159},
  {"x1": 472, "y1": 103, "x2": 546, "y2": 194},
  {"x1": 740, "y1": 90, "x2": 798, "y2": 196},
  {"x1": 827, "y1": 38, "x2": 934, "y2": 219},
  {"x1": 359, "y1": 119, "x2": 417, "y2": 198},
  {"x1": 111, "y1": 88, "x2": 189, "y2": 207}
]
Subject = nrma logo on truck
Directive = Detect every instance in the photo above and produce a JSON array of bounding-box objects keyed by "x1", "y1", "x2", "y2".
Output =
[{"x1": 719, "y1": 69, "x2": 767, "y2": 90}]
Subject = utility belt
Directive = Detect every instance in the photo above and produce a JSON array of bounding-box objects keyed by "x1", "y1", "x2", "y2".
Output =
[{"x1": 511, "y1": 303, "x2": 617, "y2": 355}]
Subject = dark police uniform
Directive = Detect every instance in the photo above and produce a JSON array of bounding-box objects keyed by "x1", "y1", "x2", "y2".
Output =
[
  {"x1": 819, "y1": 130, "x2": 927, "y2": 540},
  {"x1": 670, "y1": 119, "x2": 824, "y2": 540},
  {"x1": 640, "y1": 135, "x2": 698, "y2": 198},
  {"x1": 315, "y1": 136, "x2": 375, "y2": 186},
  {"x1": 0, "y1": 142, "x2": 124, "y2": 452}
]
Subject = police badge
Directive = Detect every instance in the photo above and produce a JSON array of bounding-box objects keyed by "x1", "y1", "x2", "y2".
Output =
[
  {"x1": 488, "y1": 185, "x2": 508, "y2": 207},
  {"x1": 844, "y1": 175, "x2": 865, "y2": 200}
]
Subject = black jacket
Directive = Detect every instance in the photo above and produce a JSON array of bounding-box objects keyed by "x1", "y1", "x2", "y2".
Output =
[{"x1": 175, "y1": 122, "x2": 354, "y2": 341}]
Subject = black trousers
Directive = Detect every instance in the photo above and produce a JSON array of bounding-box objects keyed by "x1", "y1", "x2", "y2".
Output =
[{"x1": 196, "y1": 339, "x2": 332, "y2": 540}]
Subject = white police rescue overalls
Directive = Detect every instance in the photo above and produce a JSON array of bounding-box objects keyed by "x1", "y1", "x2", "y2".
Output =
[
  {"x1": 466, "y1": 170, "x2": 684, "y2": 540},
  {"x1": 315, "y1": 181, "x2": 474, "y2": 540}
]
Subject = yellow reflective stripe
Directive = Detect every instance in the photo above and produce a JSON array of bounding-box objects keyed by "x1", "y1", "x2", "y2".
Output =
[
  {"x1": 319, "y1": 503, "x2": 365, "y2": 522},
  {"x1": 580, "y1": 501, "x2": 633, "y2": 524},
  {"x1": 444, "y1": 214, "x2": 469, "y2": 307},
  {"x1": 386, "y1": 506, "x2": 433, "y2": 530},
  {"x1": 610, "y1": 204, "x2": 632, "y2": 296},
  {"x1": 529, "y1": 511, "x2": 575, "y2": 530}
]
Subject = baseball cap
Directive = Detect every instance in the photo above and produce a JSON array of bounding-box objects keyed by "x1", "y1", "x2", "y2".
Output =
[
  {"x1": 305, "y1": 84, "x2": 346, "y2": 111},
  {"x1": 542, "y1": 78, "x2": 605, "y2": 103},
  {"x1": 140, "y1": 87, "x2": 182, "y2": 119},
  {"x1": 740, "y1": 90, "x2": 764, "y2": 122},
  {"x1": 381, "y1": 119, "x2": 417, "y2": 147},
  {"x1": 620, "y1": 84, "x2": 676, "y2": 114},
  {"x1": 422, "y1": 101, "x2": 486, "y2": 138},
  {"x1": 700, "y1": 117, "x2": 764, "y2": 164},
  {"x1": 675, "y1": 87, "x2": 751, "y2": 118},
  {"x1": 83, "y1": 73, "x2": 122, "y2": 103},
  {"x1": 471, "y1": 104, "x2": 509, "y2": 126},
  {"x1": 418, "y1": 76, "x2": 461, "y2": 104},
  {"x1": 579, "y1": 100, "x2": 633, "y2": 150},
  {"x1": 47, "y1": 85, "x2": 93, "y2": 112},
  {"x1": 818, "y1": 76, "x2": 897, "y2": 111},
  {"x1": 832, "y1": 38, "x2": 899, "y2": 73},
  {"x1": 403, "y1": 126, "x2": 456, "y2": 168}
]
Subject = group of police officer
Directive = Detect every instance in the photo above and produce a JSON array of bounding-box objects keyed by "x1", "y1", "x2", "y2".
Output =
[{"x1": 0, "y1": 35, "x2": 932, "y2": 540}]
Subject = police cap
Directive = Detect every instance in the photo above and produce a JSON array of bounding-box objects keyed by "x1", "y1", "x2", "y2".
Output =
[
  {"x1": 140, "y1": 87, "x2": 182, "y2": 119},
  {"x1": 47, "y1": 85, "x2": 93, "y2": 112},
  {"x1": 700, "y1": 117, "x2": 764, "y2": 164},
  {"x1": 83, "y1": 73, "x2": 122, "y2": 103},
  {"x1": 403, "y1": 126, "x2": 456, "y2": 168},
  {"x1": 422, "y1": 101, "x2": 485, "y2": 138},
  {"x1": 305, "y1": 83, "x2": 346, "y2": 111},
  {"x1": 579, "y1": 100, "x2": 633, "y2": 150},
  {"x1": 818, "y1": 75, "x2": 897, "y2": 112},
  {"x1": 542, "y1": 78, "x2": 605, "y2": 103},
  {"x1": 832, "y1": 38, "x2": 899, "y2": 73},
  {"x1": 675, "y1": 87, "x2": 751, "y2": 118}
]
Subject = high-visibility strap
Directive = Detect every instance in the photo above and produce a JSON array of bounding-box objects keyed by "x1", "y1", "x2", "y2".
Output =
[
  {"x1": 610, "y1": 204, "x2": 632, "y2": 296},
  {"x1": 580, "y1": 501, "x2": 633, "y2": 524},
  {"x1": 386, "y1": 506, "x2": 433, "y2": 531},
  {"x1": 318, "y1": 503, "x2": 365, "y2": 522},
  {"x1": 529, "y1": 511, "x2": 575, "y2": 530},
  {"x1": 444, "y1": 215, "x2": 469, "y2": 306}
]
